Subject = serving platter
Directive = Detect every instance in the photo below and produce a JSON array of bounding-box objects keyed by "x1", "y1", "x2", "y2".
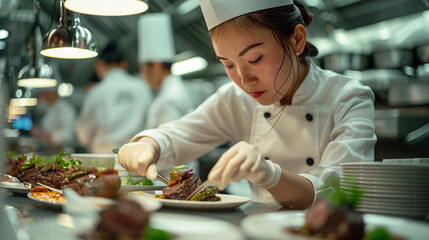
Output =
[
  {"x1": 0, "y1": 180, "x2": 30, "y2": 195},
  {"x1": 120, "y1": 180, "x2": 167, "y2": 192},
  {"x1": 128, "y1": 191, "x2": 251, "y2": 210},
  {"x1": 241, "y1": 211, "x2": 429, "y2": 240},
  {"x1": 27, "y1": 192, "x2": 65, "y2": 207},
  {"x1": 26, "y1": 212, "x2": 245, "y2": 240}
]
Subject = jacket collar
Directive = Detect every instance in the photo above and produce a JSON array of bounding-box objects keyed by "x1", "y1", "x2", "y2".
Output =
[{"x1": 291, "y1": 60, "x2": 319, "y2": 105}]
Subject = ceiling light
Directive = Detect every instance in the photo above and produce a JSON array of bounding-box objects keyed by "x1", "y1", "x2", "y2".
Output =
[
  {"x1": 10, "y1": 98, "x2": 38, "y2": 107},
  {"x1": 0, "y1": 29, "x2": 9, "y2": 39},
  {"x1": 58, "y1": 83, "x2": 74, "y2": 97},
  {"x1": 64, "y1": 0, "x2": 149, "y2": 16},
  {"x1": 41, "y1": 0, "x2": 97, "y2": 59},
  {"x1": 0, "y1": 40, "x2": 6, "y2": 50},
  {"x1": 9, "y1": 105, "x2": 27, "y2": 115},
  {"x1": 172, "y1": 56, "x2": 208, "y2": 76},
  {"x1": 18, "y1": 3, "x2": 57, "y2": 88}
]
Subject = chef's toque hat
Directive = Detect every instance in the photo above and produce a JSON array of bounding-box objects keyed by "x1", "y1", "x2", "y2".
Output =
[
  {"x1": 199, "y1": 0, "x2": 293, "y2": 31},
  {"x1": 137, "y1": 13, "x2": 175, "y2": 63}
]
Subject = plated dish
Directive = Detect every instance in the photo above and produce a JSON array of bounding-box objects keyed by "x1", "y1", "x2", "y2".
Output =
[
  {"x1": 120, "y1": 180, "x2": 166, "y2": 192},
  {"x1": 150, "y1": 212, "x2": 244, "y2": 240},
  {"x1": 0, "y1": 180, "x2": 29, "y2": 194},
  {"x1": 26, "y1": 212, "x2": 244, "y2": 240},
  {"x1": 128, "y1": 191, "x2": 251, "y2": 210},
  {"x1": 27, "y1": 191, "x2": 65, "y2": 207},
  {"x1": 241, "y1": 211, "x2": 429, "y2": 240}
]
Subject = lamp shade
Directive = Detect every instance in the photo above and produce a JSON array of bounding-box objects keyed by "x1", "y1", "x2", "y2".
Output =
[
  {"x1": 40, "y1": 25, "x2": 97, "y2": 59},
  {"x1": 40, "y1": 0, "x2": 97, "y2": 59},
  {"x1": 17, "y1": 63, "x2": 57, "y2": 88},
  {"x1": 64, "y1": 0, "x2": 148, "y2": 16},
  {"x1": 18, "y1": 2, "x2": 57, "y2": 88}
]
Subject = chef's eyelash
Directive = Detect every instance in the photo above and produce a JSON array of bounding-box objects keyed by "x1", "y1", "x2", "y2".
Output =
[{"x1": 249, "y1": 55, "x2": 263, "y2": 64}]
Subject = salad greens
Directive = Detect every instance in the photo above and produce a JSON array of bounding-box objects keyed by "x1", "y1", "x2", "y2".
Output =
[
  {"x1": 142, "y1": 226, "x2": 171, "y2": 240},
  {"x1": 7, "y1": 150, "x2": 26, "y2": 163},
  {"x1": 321, "y1": 176, "x2": 365, "y2": 209},
  {"x1": 55, "y1": 152, "x2": 83, "y2": 170},
  {"x1": 365, "y1": 227, "x2": 395, "y2": 240},
  {"x1": 122, "y1": 174, "x2": 153, "y2": 186}
]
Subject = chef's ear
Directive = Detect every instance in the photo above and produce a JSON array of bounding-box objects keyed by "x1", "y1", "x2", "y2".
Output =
[{"x1": 290, "y1": 24, "x2": 307, "y2": 55}]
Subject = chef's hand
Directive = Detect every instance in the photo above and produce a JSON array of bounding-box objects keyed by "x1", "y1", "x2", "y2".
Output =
[
  {"x1": 208, "y1": 141, "x2": 282, "y2": 190},
  {"x1": 118, "y1": 139, "x2": 159, "y2": 180}
]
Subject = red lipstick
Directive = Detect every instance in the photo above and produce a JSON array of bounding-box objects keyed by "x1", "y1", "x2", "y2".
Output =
[{"x1": 251, "y1": 91, "x2": 265, "y2": 98}]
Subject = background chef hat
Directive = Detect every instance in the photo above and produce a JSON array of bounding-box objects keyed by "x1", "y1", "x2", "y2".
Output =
[
  {"x1": 137, "y1": 13, "x2": 175, "y2": 63},
  {"x1": 199, "y1": 0, "x2": 294, "y2": 31}
]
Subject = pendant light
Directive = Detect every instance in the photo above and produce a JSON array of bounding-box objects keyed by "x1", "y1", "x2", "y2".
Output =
[
  {"x1": 17, "y1": 1, "x2": 57, "y2": 88},
  {"x1": 40, "y1": 0, "x2": 97, "y2": 59},
  {"x1": 64, "y1": 0, "x2": 148, "y2": 16}
]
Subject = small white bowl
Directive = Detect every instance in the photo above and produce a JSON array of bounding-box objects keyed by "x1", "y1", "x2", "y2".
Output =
[{"x1": 70, "y1": 153, "x2": 115, "y2": 170}]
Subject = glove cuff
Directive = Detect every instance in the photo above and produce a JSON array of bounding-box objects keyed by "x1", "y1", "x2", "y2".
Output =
[{"x1": 258, "y1": 160, "x2": 282, "y2": 189}]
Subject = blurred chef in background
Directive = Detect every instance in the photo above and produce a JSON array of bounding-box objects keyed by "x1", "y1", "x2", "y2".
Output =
[
  {"x1": 31, "y1": 86, "x2": 77, "y2": 152},
  {"x1": 75, "y1": 42, "x2": 152, "y2": 154},
  {"x1": 137, "y1": 13, "x2": 194, "y2": 129}
]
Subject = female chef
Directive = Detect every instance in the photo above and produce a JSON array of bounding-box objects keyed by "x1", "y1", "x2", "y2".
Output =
[{"x1": 118, "y1": 0, "x2": 376, "y2": 209}]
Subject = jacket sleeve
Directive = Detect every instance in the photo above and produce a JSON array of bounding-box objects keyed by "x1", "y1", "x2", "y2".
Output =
[
  {"x1": 131, "y1": 83, "x2": 244, "y2": 170},
  {"x1": 301, "y1": 82, "x2": 377, "y2": 205}
]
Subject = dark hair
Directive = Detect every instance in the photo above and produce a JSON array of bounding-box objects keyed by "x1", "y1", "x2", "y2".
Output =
[
  {"x1": 144, "y1": 62, "x2": 173, "y2": 72},
  {"x1": 230, "y1": 1, "x2": 318, "y2": 62},
  {"x1": 211, "y1": 0, "x2": 317, "y2": 105},
  {"x1": 98, "y1": 42, "x2": 126, "y2": 64}
]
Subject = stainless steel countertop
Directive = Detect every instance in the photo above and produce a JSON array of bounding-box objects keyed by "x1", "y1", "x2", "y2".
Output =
[{"x1": 1, "y1": 189, "x2": 286, "y2": 240}]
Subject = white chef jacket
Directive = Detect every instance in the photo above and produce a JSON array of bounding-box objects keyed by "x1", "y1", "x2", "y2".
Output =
[
  {"x1": 40, "y1": 98, "x2": 76, "y2": 146},
  {"x1": 145, "y1": 75, "x2": 194, "y2": 129},
  {"x1": 132, "y1": 61, "x2": 376, "y2": 206},
  {"x1": 76, "y1": 68, "x2": 152, "y2": 154}
]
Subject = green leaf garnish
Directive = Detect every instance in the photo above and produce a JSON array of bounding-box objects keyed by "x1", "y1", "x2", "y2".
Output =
[
  {"x1": 365, "y1": 227, "x2": 394, "y2": 240},
  {"x1": 55, "y1": 152, "x2": 82, "y2": 170},
  {"x1": 321, "y1": 175, "x2": 365, "y2": 209}
]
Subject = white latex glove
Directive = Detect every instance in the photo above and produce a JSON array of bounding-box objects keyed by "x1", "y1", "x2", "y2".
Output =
[
  {"x1": 118, "y1": 142, "x2": 158, "y2": 180},
  {"x1": 208, "y1": 141, "x2": 282, "y2": 190}
]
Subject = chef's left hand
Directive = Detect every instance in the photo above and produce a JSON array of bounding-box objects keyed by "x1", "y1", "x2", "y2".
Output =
[{"x1": 208, "y1": 141, "x2": 282, "y2": 190}]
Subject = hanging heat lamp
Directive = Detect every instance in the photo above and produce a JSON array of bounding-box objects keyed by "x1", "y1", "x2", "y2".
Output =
[
  {"x1": 17, "y1": 1, "x2": 57, "y2": 88},
  {"x1": 64, "y1": 0, "x2": 149, "y2": 16},
  {"x1": 40, "y1": 0, "x2": 97, "y2": 59}
]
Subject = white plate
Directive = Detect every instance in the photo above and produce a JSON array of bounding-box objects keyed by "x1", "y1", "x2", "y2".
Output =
[
  {"x1": 341, "y1": 162, "x2": 429, "y2": 168},
  {"x1": 0, "y1": 180, "x2": 30, "y2": 194},
  {"x1": 27, "y1": 192, "x2": 65, "y2": 207},
  {"x1": 360, "y1": 196, "x2": 429, "y2": 206},
  {"x1": 241, "y1": 211, "x2": 429, "y2": 240},
  {"x1": 357, "y1": 207, "x2": 429, "y2": 219},
  {"x1": 340, "y1": 177, "x2": 428, "y2": 186},
  {"x1": 357, "y1": 202, "x2": 429, "y2": 212},
  {"x1": 341, "y1": 171, "x2": 429, "y2": 179},
  {"x1": 150, "y1": 213, "x2": 244, "y2": 240},
  {"x1": 128, "y1": 191, "x2": 251, "y2": 210},
  {"x1": 120, "y1": 180, "x2": 166, "y2": 192},
  {"x1": 340, "y1": 185, "x2": 429, "y2": 195},
  {"x1": 125, "y1": 195, "x2": 162, "y2": 212},
  {"x1": 341, "y1": 188, "x2": 429, "y2": 199},
  {"x1": 26, "y1": 212, "x2": 244, "y2": 240}
]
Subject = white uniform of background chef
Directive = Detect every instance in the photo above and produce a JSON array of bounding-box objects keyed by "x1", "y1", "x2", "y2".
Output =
[
  {"x1": 119, "y1": 0, "x2": 376, "y2": 209},
  {"x1": 76, "y1": 42, "x2": 152, "y2": 154},
  {"x1": 137, "y1": 13, "x2": 194, "y2": 130},
  {"x1": 32, "y1": 87, "x2": 77, "y2": 150}
]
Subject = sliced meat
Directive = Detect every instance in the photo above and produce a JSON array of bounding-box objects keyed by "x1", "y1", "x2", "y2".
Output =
[{"x1": 162, "y1": 173, "x2": 202, "y2": 200}]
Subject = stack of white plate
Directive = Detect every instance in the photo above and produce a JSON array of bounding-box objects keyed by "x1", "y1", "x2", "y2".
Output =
[{"x1": 340, "y1": 160, "x2": 429, "y2": 219}]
